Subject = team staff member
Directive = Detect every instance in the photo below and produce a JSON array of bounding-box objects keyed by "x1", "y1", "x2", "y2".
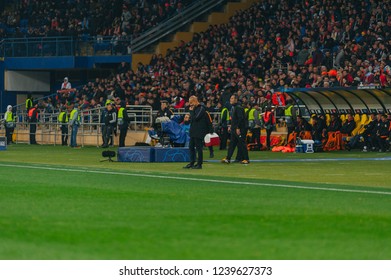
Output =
[
  {"x1": 28, "y1": 102, "x2": 39, "y2": 145},
  {"x1": 102, "y1": 102, "x2": 117, "y2": 148},
  {"x1": 4, "y1": 105, "x2": 16, "y2": 144},
  {"x1": 184, "y1": 96, "x2": 212, "y2": 169},
  {"x1": 222, "y1": 94, "x2": 250, "y2": 164},
  {"x1": 69, "y1": 103, "x2": 81, "y2": 148},
  {"x1": 58, "y1": 106, "x2": 69, "y2": 146},
  {"x1": 156, "y1": 100, "x2": 173, "y2": 119}
]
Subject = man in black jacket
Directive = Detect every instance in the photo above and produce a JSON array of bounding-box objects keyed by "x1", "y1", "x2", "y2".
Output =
[
  {"x1": 101, "y1": 102, "x2": 117, "y2": 148},
  {"x1": 340, "y1": 114, "x2": 356, "y2": 136},
  {"x1": 222, "y1": 94, "x2": 250, "y2": 164},
  {"x1": 183, "y1": 96, "x2": 212, "y2": 169},
  {"x1": 374, "y1": 114, "x2": 390, "y2": 152}
]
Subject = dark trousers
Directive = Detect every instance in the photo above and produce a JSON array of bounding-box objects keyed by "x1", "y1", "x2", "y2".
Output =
[
  {"x1": 30, "y1": 123, "x2": 37, "y2": 144},
  {"x1": 219, "y1": 126, "x2": 228, "y2": 150},
  {"x1": 363, "y1": 134, "x2": 374, "y2": 149},
  {"x1": 227, "y1": 131, "x2": 249, "y2": 161},
  {"x1": 375, "y1": 135, "x2": 389, "y2": 151},
  {"x1": 6, "y1": 127, "x2": 14, "y2": 144},
  {"x1": 189, "y1": 137, "x2": 204, "y2": 166},
  {"x1": 103, "y1": 125, "x2": 114, "y2": 147},
  {"x1": 266, "y1": 128, "x2": 273, "y2": 149},
  {"x1": 119, "y1": 124, "x2": 128, "y2": 147},
  {"x1": 251, "y1": 127, "x2": 261, "y2": 144},
  {"x1": 61, "y1": 125, "x2": 68, "y2": 146}
]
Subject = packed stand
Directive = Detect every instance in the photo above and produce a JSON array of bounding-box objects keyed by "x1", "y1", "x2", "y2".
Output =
[
  {"x1": 19, "y1": 0, "x2": 391, "y2": 151},
  {"x1": 0, "y1": 0, "x2": 191, "y2": 41}
]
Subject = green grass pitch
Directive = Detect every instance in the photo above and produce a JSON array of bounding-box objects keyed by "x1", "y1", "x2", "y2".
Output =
[{"x1": 0, "y1": 144, "x2": 390, "y2": 259}]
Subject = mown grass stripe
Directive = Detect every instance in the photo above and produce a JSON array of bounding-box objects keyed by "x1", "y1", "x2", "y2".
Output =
[{"x1": 1, "y1": 163, "x2": 391, "y2": 196}]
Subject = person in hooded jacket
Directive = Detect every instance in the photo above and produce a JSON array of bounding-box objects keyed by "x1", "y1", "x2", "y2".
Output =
[{"x1": 4, "y1": 105, "x2": 16, "y2": 144}]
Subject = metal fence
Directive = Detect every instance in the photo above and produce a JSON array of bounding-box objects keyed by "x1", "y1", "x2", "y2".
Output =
[
  {"x1": 0, "y1": 36, "x2": 132, "y2": 57},
  {"x1": 1, "y1": 106, "x2": 223, "y2": 146}
]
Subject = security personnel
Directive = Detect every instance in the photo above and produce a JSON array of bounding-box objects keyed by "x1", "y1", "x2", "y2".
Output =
[
  {"x1": 25, "y1": 93, "x2": 33, "y2": 123},
  {"x1": 250, "y1": 103, "x2": 262, "y2": 144},
  {"x1": 117, "y1": 101, "x2": 130, "y2": 147},
  {"x1": 58, "y1": 106, "x2": 69, "y2": 146},
  {"x1": 284, "y1": 100, "x2": 295, "y2": 135},
  {"x1": 219, "y1": 102, "x2": 230, "y2": 150},
  {"x1": 69, "y1": 103, "x2": 81, "y2": 148},
  {"x1": 4, "y1": 105, "x2": 16, "y2": 144},
  {"x1": 26, "y1": 94, "x2": 33, "y2": 111},
  {"x1": 28, "y1": 102, "x2": 39, "y2": 144}
]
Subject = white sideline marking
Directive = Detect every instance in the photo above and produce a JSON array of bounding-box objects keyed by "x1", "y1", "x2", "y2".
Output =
[{"x1": 1, "y1": 163, "x2": 391, "y2": 196}]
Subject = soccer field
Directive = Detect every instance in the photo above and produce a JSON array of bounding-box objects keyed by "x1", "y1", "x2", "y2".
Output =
[{"x1": 0, "y1": 144, "x2": 390, "y2": 260}]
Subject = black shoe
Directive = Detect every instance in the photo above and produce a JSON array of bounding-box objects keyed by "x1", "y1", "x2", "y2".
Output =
[
  {"x1": 191, "y1": 164, "x2": 202, "y2": 169},
  {"x1": 209, "y1": 152, "x2": 214, "y2": 158},
  {"x1": 345, "y1": 145, "x2": 351, "y2": 151},
  {"x1": 183, "y1": 163, "x2": 194, "y2": 169}
]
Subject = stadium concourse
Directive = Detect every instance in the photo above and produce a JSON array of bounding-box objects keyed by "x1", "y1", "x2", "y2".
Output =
[{"x1": 2, "y1": 0, "x2": 391, "y2": 151}]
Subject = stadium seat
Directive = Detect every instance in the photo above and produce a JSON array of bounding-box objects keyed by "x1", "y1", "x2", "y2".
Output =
[
  {"x1": 354, "y1": 114, "x2": 361, "y2": 123},
  {"x1": 360, "y1": 114, "x2": 368, "y2": 125},
  {"x1": 340, "y1": 114, "x2": 346, "y2": 124},
  {"x1": 325, "y1": 114, "x2": 331, "y2": 126},
  {"x1": 20, "y1": 19, "x2": 28, "y2": 28}
]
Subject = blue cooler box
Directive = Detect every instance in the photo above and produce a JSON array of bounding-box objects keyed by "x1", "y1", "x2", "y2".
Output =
[
  {"x1": 0, "y1": 137, "x2": 6, "y2": 151},
  {"x1": 154, "y1": 147, "x2": 190, "y2": 162},
  {"x1": 301, "y1": 140, "x2": 314, "y2": 153},
  {"x1": 117, "y1": 147, "x2": 154, "y2": 162}
]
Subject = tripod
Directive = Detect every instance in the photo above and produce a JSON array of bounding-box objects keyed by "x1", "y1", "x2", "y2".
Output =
[
  {"x1": 100, "y1": 156, "x2": 115, "y2": 162},
  {"x1": 100, "y1": 150, "x2": 116, "y2": 162}
]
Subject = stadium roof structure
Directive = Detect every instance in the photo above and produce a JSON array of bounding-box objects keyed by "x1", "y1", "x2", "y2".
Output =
[{"x1": 285, "y1": 86, "x2": 391, "y2": 116}]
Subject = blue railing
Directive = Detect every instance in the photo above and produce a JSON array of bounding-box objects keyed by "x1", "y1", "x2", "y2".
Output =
[{"x1": 0, "y1": 35, "x2": 132, "y2": 57}]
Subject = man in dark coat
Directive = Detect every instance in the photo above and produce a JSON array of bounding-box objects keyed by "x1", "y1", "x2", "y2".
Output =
[
  {"x1": 183, "y1": 95, "x2": 212, "y2": 169},
  {"x1": 101, "y1": 102, "x2": 117, "y2": 148},
  {"x1": 222, "y1": 94, "x2": 250, "y2": 164}
]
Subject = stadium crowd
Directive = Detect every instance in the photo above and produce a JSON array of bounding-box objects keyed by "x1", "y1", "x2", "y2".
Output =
[
  {"x1": 49, "y1": 0, "x2": 391, "y2": 109},
  {"x1": 4, "y1": 0, "x2": 391, "y2": 151},
  {"x1": 0, "y1": 0, "x2": 190, "y2": 39}
]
